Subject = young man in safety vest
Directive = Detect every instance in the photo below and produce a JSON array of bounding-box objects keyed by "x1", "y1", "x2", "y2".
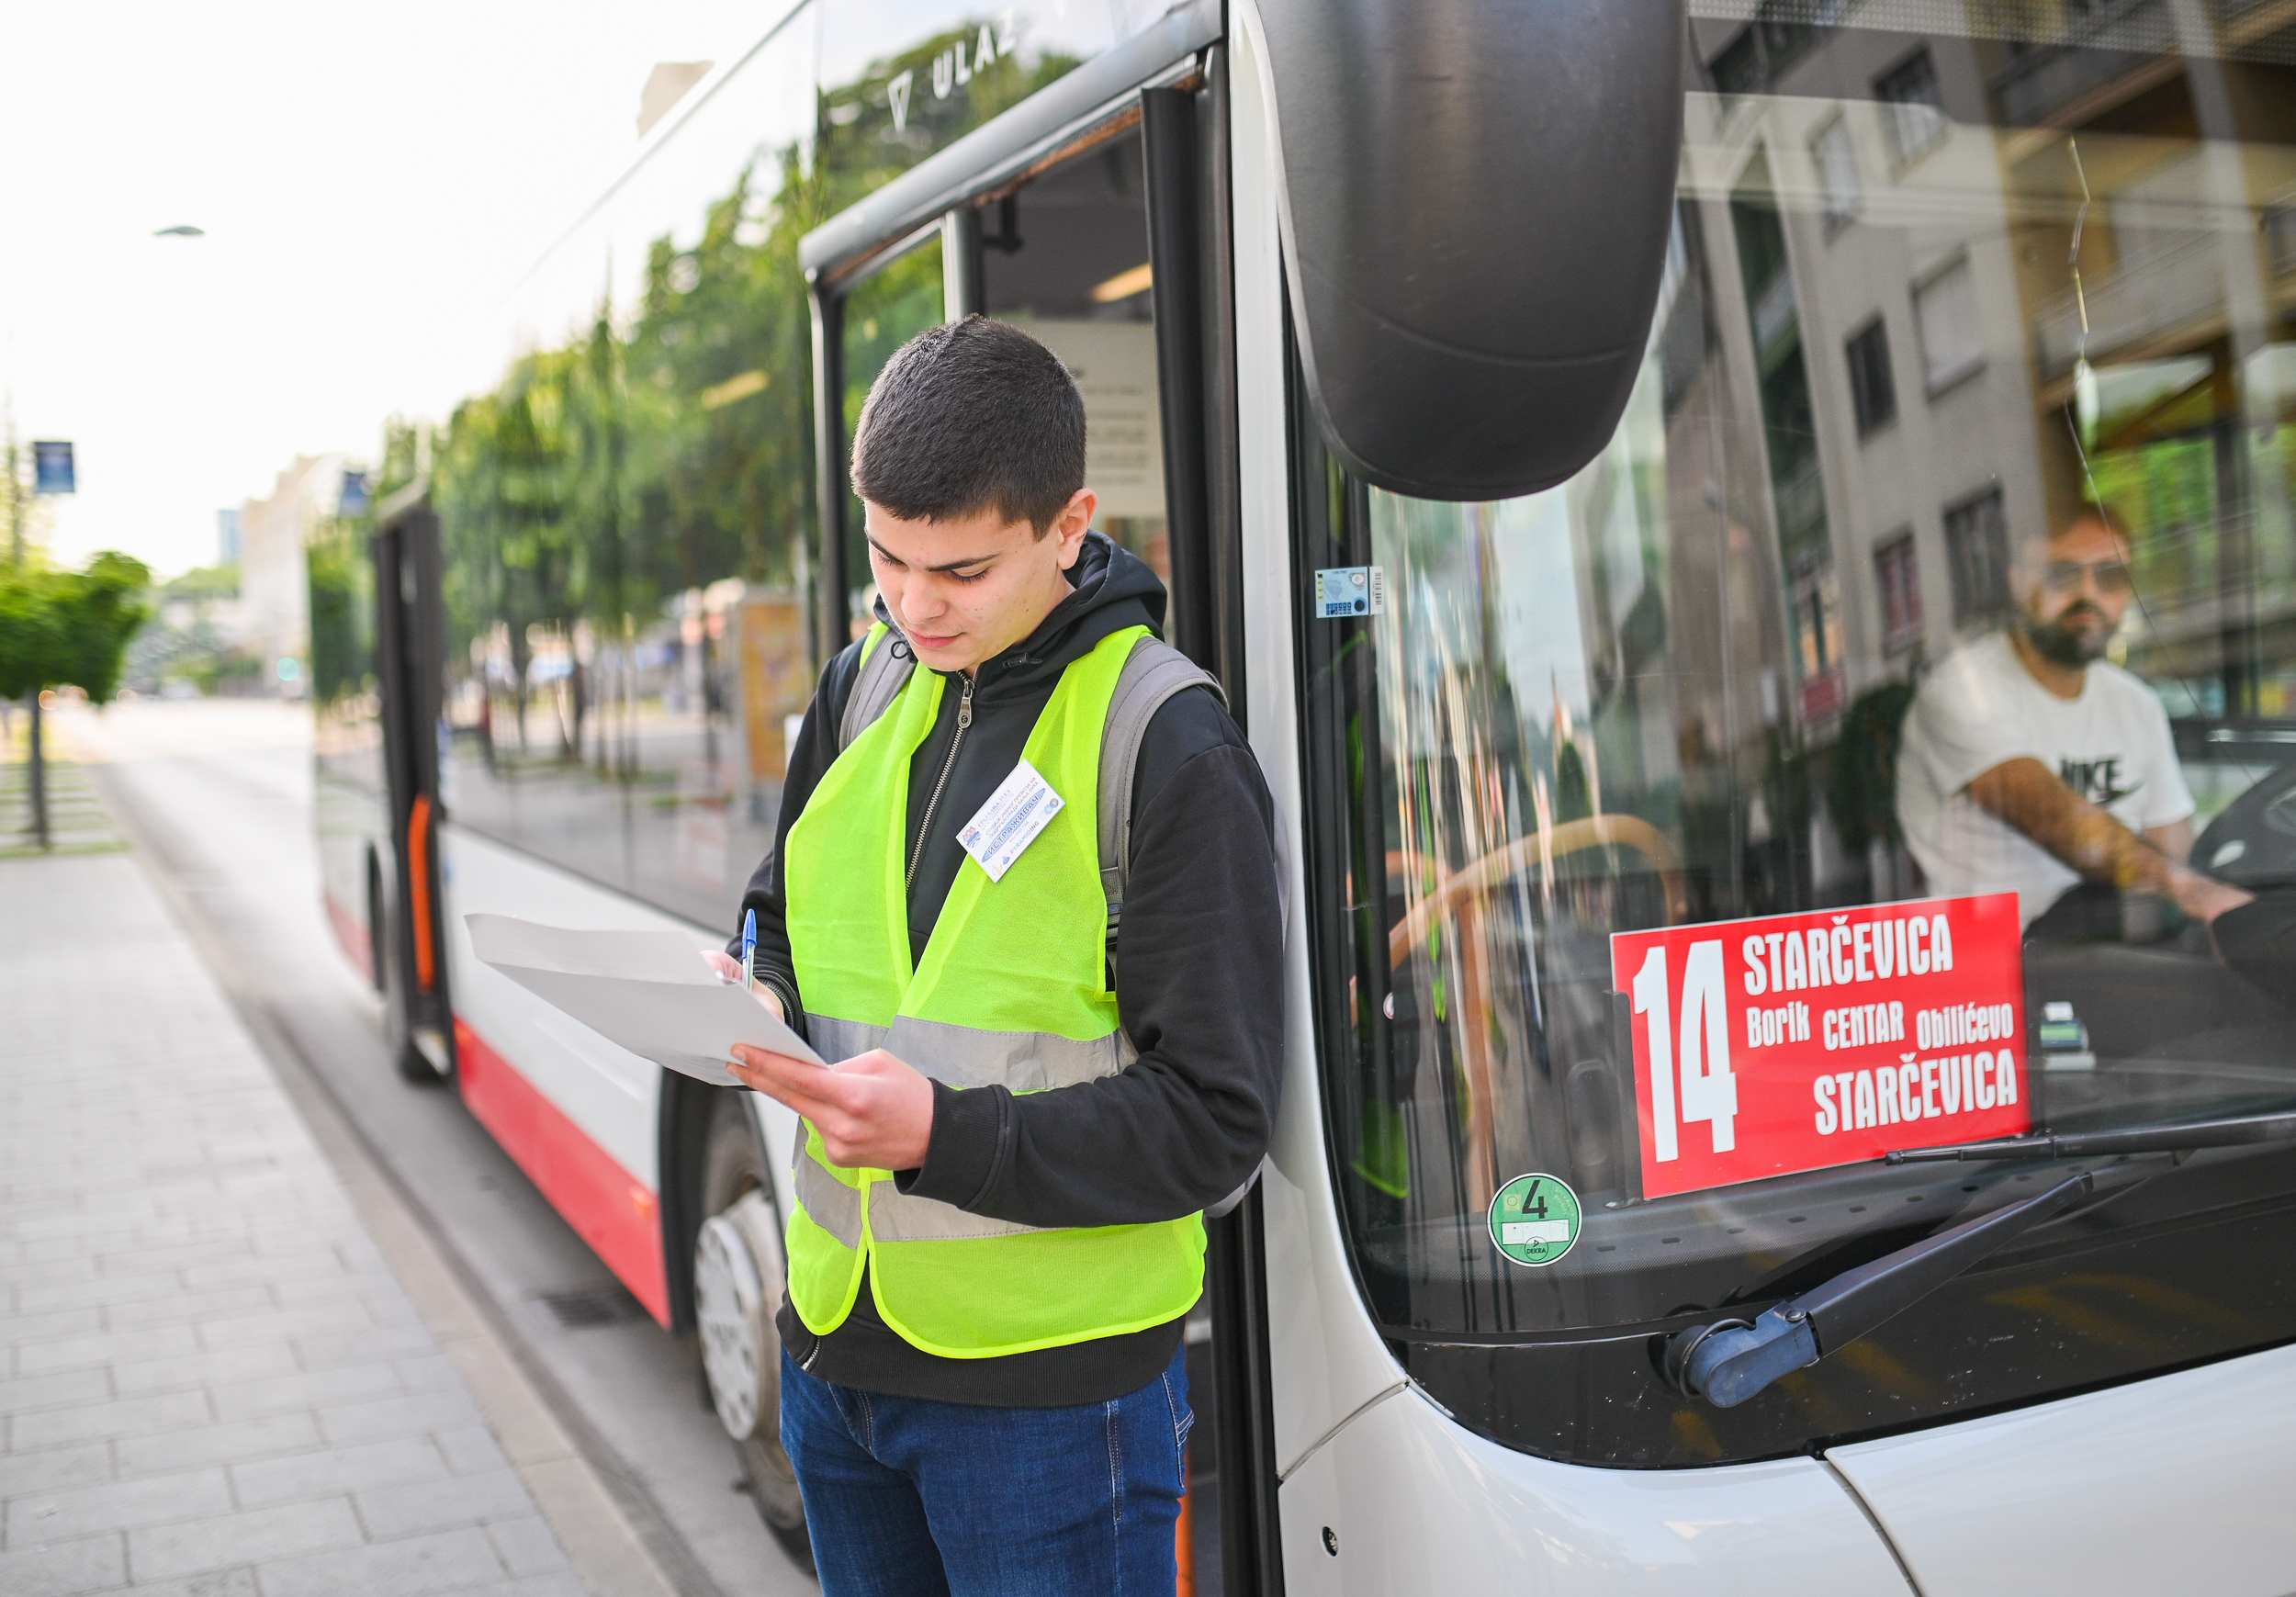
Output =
[{"x1": 716, "y1": 314, "x2": 1283, "y2": 1594}]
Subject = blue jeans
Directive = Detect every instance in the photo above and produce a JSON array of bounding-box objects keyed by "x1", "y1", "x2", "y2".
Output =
[{"x1": 779, "y1": 1345, "x2": 1190, "y2": 1597}]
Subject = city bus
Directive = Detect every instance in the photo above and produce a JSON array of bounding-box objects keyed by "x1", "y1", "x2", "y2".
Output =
[{"x1": 313, "y1": 0, "x2": 2296, "y2": 1590}]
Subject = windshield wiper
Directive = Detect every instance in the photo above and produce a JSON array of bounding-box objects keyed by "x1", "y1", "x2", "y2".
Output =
[
  {"x1": 1885, "y1": 1109, "x2": 2296, "y2": 1165},
  {"x1": 1662, "y1": 1171, "x2": 2094, "y2": 1409}
]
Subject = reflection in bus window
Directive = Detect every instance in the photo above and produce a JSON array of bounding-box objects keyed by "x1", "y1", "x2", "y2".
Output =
[
  {"x1": 310, "y1": 0, "x2": 1165, "y2": 926},
  {"x1": 1300, "y1": 20, "x2": 2296, "y2": 1358},
  {"x1": 980, "y1": 133, "x2": 1166, "y2": 582}
]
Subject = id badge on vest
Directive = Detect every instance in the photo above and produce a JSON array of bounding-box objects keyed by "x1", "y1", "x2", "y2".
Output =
[{"x1": 958, "y1": 759, "x2": 1064, "y2": 883}]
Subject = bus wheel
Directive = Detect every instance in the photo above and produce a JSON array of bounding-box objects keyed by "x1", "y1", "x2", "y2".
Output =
[{"x1": 695, "y1": 1097, "x2": 811, "y2": 1564}]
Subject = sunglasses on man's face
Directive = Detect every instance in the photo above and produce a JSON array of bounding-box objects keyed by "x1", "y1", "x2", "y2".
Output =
[{"x1": 2043, "y1": 558, "x2": 2133, "y2": 596}]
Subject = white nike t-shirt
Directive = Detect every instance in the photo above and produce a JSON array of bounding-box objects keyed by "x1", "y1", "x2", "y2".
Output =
[{"x1": 1896, "y1": 632, "x2": 2194, "y2": 927}]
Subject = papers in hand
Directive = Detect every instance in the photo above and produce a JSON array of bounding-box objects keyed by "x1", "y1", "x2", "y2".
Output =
[{"x1": 466, "y1": 914, "x2": 826, "y2": 1086}]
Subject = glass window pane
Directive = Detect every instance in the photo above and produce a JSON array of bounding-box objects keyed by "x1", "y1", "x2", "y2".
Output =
[
  {"x1": 979, "y1": 133, "x2": 1165, "y2": 580},
  {"x1": 1302, "y1": 27, "x2": 2296, "y2": 1360}
]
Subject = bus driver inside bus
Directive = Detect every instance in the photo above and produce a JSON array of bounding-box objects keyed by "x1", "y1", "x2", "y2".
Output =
[{"x1": 1896, "y1": 504, "x2": 2253, "y2": 942}]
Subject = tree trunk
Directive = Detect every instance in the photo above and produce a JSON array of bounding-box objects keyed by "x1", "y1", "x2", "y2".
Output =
[{"x1": 27, "y1": 693, "x2": 48, "y2": 850}]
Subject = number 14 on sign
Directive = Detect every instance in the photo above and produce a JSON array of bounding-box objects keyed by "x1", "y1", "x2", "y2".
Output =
[{"x1": 1631, "y1": 939, "x2": 1737, "y2": 1162}]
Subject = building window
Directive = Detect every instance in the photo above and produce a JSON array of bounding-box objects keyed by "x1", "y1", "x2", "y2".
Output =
[
  {"x1": 1811, "y1": 116, "x2": 1862, "y2": 231},
  {"x1": 1875, "y1": 48, "x2": 1948, "y2": 167},
  {"x1": 1912, "y1": 255, "x2": 1986, "y2": 394},
  {"x1": 1943, "y1": 488, "x2": 2010, "y2": 628},
  {"x1": 1874, "y1": 530, "x2": 1923, "y2": 651},
  {"x1": 1845, "y1": 318, "x2": 1897, "y2": 436},
  {"x1": 2266, "y1": 203, "x2": 2296, "y2": 278}
]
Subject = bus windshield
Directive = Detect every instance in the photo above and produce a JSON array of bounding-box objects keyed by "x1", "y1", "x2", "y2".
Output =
[{"x1": 1299, "y1": 8, "x2": 2296, "y2": 1389}]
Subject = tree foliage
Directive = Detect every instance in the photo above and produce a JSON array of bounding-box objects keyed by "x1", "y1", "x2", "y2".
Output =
[
  {"x1": 422, "y1": 23, "x2": 1078, "y2": 674},
  {"x1": 0, "y1": 552, "x2": 152, "y2": 703}
]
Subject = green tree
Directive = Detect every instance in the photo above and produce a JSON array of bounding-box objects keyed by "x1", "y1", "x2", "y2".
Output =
[{"x1": 0, "y1": 552, "x2": 151, "y2": 848}]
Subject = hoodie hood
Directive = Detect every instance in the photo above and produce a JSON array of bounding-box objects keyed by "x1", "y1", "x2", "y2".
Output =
[{"x1": 871, "y1": 529, "x2": 1167, "y2": 702}]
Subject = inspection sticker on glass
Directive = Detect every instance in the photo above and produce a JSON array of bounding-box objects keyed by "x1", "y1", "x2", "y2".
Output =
[
  {"x1": 958, "y1": 759, "x2": 1065, "y2": 883},
  {"x1": 1313, "y1": 566, "x2": 1386, "y2": 619},
  {"x1": 1488, "y1": 1173, "x2": 1581, "y2": 1267}
]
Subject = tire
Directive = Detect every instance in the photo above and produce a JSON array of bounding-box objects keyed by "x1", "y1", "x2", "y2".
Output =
[{"x1": 695, "y1": 1092, "x2": 813, "y2": 1566}]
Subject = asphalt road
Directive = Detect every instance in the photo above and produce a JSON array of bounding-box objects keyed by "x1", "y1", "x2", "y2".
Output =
[{"x1": 58, "y1": 698, "x2": 813, "y2": 1597}]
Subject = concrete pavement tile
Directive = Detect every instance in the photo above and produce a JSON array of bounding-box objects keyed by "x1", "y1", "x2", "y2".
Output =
[
  {"x1": 482, "y1": 1515, "x2": 573, "y2": 1578},
  {"x1": 496, "y1": 1575, "x2": 587, "y2": 1597},
  {"x1": 10, "y1": 1389, "x2": 210, "y2": 1450},
  {"x1": 102, "y1": 1286, "x2": 275, "y2": 1335},
  {"x1": 177, "y1": 1251, "x2": 358, "y2": 1293},
  {"x1": 0, "y1": 1367, "x2": 112, "y2": 1416},
  {"x1": 207, "y1": 1362, "x2": 401, "y2": 1422},
  {"x1": 231, "y1": 1437, "x2": 446, "y2": 1509},
  {"x1": 0, "y1": 1307, "x2": 103, "y2": 1350},
  {"x1": 362, "y1": 1292, "x2": 427, "y2": 1329},
  {"x1": 4, "y1": 1467, "x2": 231, "y2": 1546},
  {"x1": 354, "y1": 1468, "x2": 539, "y2": 1541},
  {"x1": 0, "y1": 1256, "x2": 103, "y2": 1288},
  {"x1": 126, "y1": 1499, "x2": 362, "y2": 1582},
  {"x1": 109, "y1": 1344, "x2": 298, "y2": 1398},
  {"x1": 293, "y1": 1324, "x2": 437, "y2": 1371},
  {"x1": 14, "y1": 1275, "x2": 185, "y2": 1316},
  {"x1": 89, "y1": 1567, "x2": 259, "y2": 1596},
  {"x1": 0, "y1": 1531, "x2": 125, "y2": 1597},
  {"x1": 90, "y1": 1238, "x2": 263, "y2": 1278},
  {"x1": 318, "y1": 1390, "x2": 485, "y2": 1446},
  {"x1": 433, "y1": 1427, "x2": 512, "y2": 1478},
  {"x1": 270, "y1": 1268, "x2": 406, "y2": 1308},
  {"x1": 393, "y1": 1354, "x2": 461, "y2": 1394},
  {"x1": 0, "y1": 1442, "x2": 111, "y2": 1497},
  {"x1": 16, "y1": 1322, "x2": 197, "y2": 1377},
  {"x1": 254, "y1": 1526, "x2": 508, "y2": 1597},
  {"x1": 114, "y1": 1414, "x2": 320, "y2": 1478},
  {"x1": 194, "y1": 1299, "x2": 374, "y2": 1350}
]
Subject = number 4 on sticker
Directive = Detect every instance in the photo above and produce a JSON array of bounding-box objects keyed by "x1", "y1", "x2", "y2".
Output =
[{"x1": 1631, "y1": 939, "x2": 1738, "y2": 1162}]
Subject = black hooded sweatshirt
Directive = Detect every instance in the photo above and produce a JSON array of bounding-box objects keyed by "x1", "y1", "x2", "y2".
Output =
[{"x1": 728, "y1": 533, "x2": 1283, "y2": 1407}]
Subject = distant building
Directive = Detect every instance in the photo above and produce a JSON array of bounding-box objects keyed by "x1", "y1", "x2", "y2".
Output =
[
  {"x1": 238, "y1": 454, "x2": 351, "y2": 699},
  {"x1": 217, "y1": 507, "x2": 242, "y2": 566}
]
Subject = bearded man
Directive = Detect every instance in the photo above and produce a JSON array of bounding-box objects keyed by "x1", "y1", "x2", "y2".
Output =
[{"x1": 1896, "y1": 506, "x2": 2251, "y2": 937}]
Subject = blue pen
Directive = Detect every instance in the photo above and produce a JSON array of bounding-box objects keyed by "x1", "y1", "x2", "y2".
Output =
[{"x1": 740, "y1": 909, "x2": 757, "y2": 992}]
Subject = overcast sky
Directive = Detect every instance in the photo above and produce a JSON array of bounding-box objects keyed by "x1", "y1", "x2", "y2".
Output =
[{"x1": 0, "y1": 1, "x2": 777, "y2": 578}]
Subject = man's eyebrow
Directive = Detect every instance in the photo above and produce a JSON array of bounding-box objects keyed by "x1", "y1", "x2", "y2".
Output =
[{"x1": 867, "y1": 537, "x2": 999, "y2": 574}]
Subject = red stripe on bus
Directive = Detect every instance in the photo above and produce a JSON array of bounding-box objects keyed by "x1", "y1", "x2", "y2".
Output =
[
  {"x1": 453, "y1": 1017, "x2": 670, "y2": 1326},
  {"x1": 322, "y1": 891, "x2": 373, "y2": 984}
]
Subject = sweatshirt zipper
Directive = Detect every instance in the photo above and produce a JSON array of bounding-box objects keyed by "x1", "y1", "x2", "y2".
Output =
[{"x1": 906, "y1": 674, "x2": 974, "y2": 890}]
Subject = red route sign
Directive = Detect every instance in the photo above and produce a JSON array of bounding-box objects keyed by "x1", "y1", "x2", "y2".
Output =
[{"x1": 1610, "y1": 894, "x2": 2030, "y2": 1198}]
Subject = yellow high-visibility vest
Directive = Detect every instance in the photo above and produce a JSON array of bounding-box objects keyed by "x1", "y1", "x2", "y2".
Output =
[{"x1": 781, "y1": 623, "x2": 1205, "y2": 1357}]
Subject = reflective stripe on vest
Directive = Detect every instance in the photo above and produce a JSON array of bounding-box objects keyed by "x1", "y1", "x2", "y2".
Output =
[{"x1": 781, "y1": 623, "x2": 1206, "y2": 1358}]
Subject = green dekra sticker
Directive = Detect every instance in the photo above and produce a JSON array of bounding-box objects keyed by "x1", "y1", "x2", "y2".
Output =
[{"x1": 1487, "y1": 1173, "x2": 1581, "y2": 1267}]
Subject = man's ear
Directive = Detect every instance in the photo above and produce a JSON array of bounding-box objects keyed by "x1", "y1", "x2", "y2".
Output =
[{"x1": 1054, "y1": 489, "x2": 1097, "y2": 568}]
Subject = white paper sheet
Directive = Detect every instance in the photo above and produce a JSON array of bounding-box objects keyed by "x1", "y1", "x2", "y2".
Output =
[{"x1": 466, "y1": 914, "x2": 827, "y2": 1086}]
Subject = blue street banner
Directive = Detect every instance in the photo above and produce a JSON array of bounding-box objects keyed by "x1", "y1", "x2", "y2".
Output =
[{"x1": 32, "y1": 441, "x2": 74, "y2": 494}]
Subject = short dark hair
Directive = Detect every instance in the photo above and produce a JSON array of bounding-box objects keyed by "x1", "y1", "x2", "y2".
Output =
[{"x1": 850, "y1": 315, "x2": 1086, "y2": 535}]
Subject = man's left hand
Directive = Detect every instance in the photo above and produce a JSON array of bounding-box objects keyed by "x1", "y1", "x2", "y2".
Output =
[{"x1": 728, "y1": 1044, "x2": 935, "y2": 1171}]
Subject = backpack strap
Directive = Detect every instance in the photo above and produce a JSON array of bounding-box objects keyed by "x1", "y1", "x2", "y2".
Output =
[
  {"x1": 1098, "y1": 635, "x2": 1224, "y2": 969},
  {"x1": 838, "y1": 625, "x2": 917, "y2": 752}
]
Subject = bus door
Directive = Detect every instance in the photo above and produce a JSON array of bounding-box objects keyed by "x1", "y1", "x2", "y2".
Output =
[
  {"x1": 372, "y1": 487, "x2": 454, "y2": 1079},
  {"x1": 805, "y1": 45, "x2": 1283, "y2": 1596}
]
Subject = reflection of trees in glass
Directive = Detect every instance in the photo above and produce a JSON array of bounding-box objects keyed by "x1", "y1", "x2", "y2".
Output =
[{"x1": 416, "y1": 23, "x2": 1084, "y2": 734}]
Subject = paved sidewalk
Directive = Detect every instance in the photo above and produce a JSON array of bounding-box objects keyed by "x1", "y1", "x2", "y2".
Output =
[{"x1": 1, "y1": 847, "x2": 590, "y2": 1597}]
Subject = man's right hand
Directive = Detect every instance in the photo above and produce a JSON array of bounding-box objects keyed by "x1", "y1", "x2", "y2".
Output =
[
  {"x1": 703, "y1": 950, "x2": 786, "y2": 1019},
  {"x1": 2169, "y1": 867, "x2": 2254, "y2": 927},
  {"x1": 1968, "y1": 757, "x2": 2252, "y2": 924}
]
